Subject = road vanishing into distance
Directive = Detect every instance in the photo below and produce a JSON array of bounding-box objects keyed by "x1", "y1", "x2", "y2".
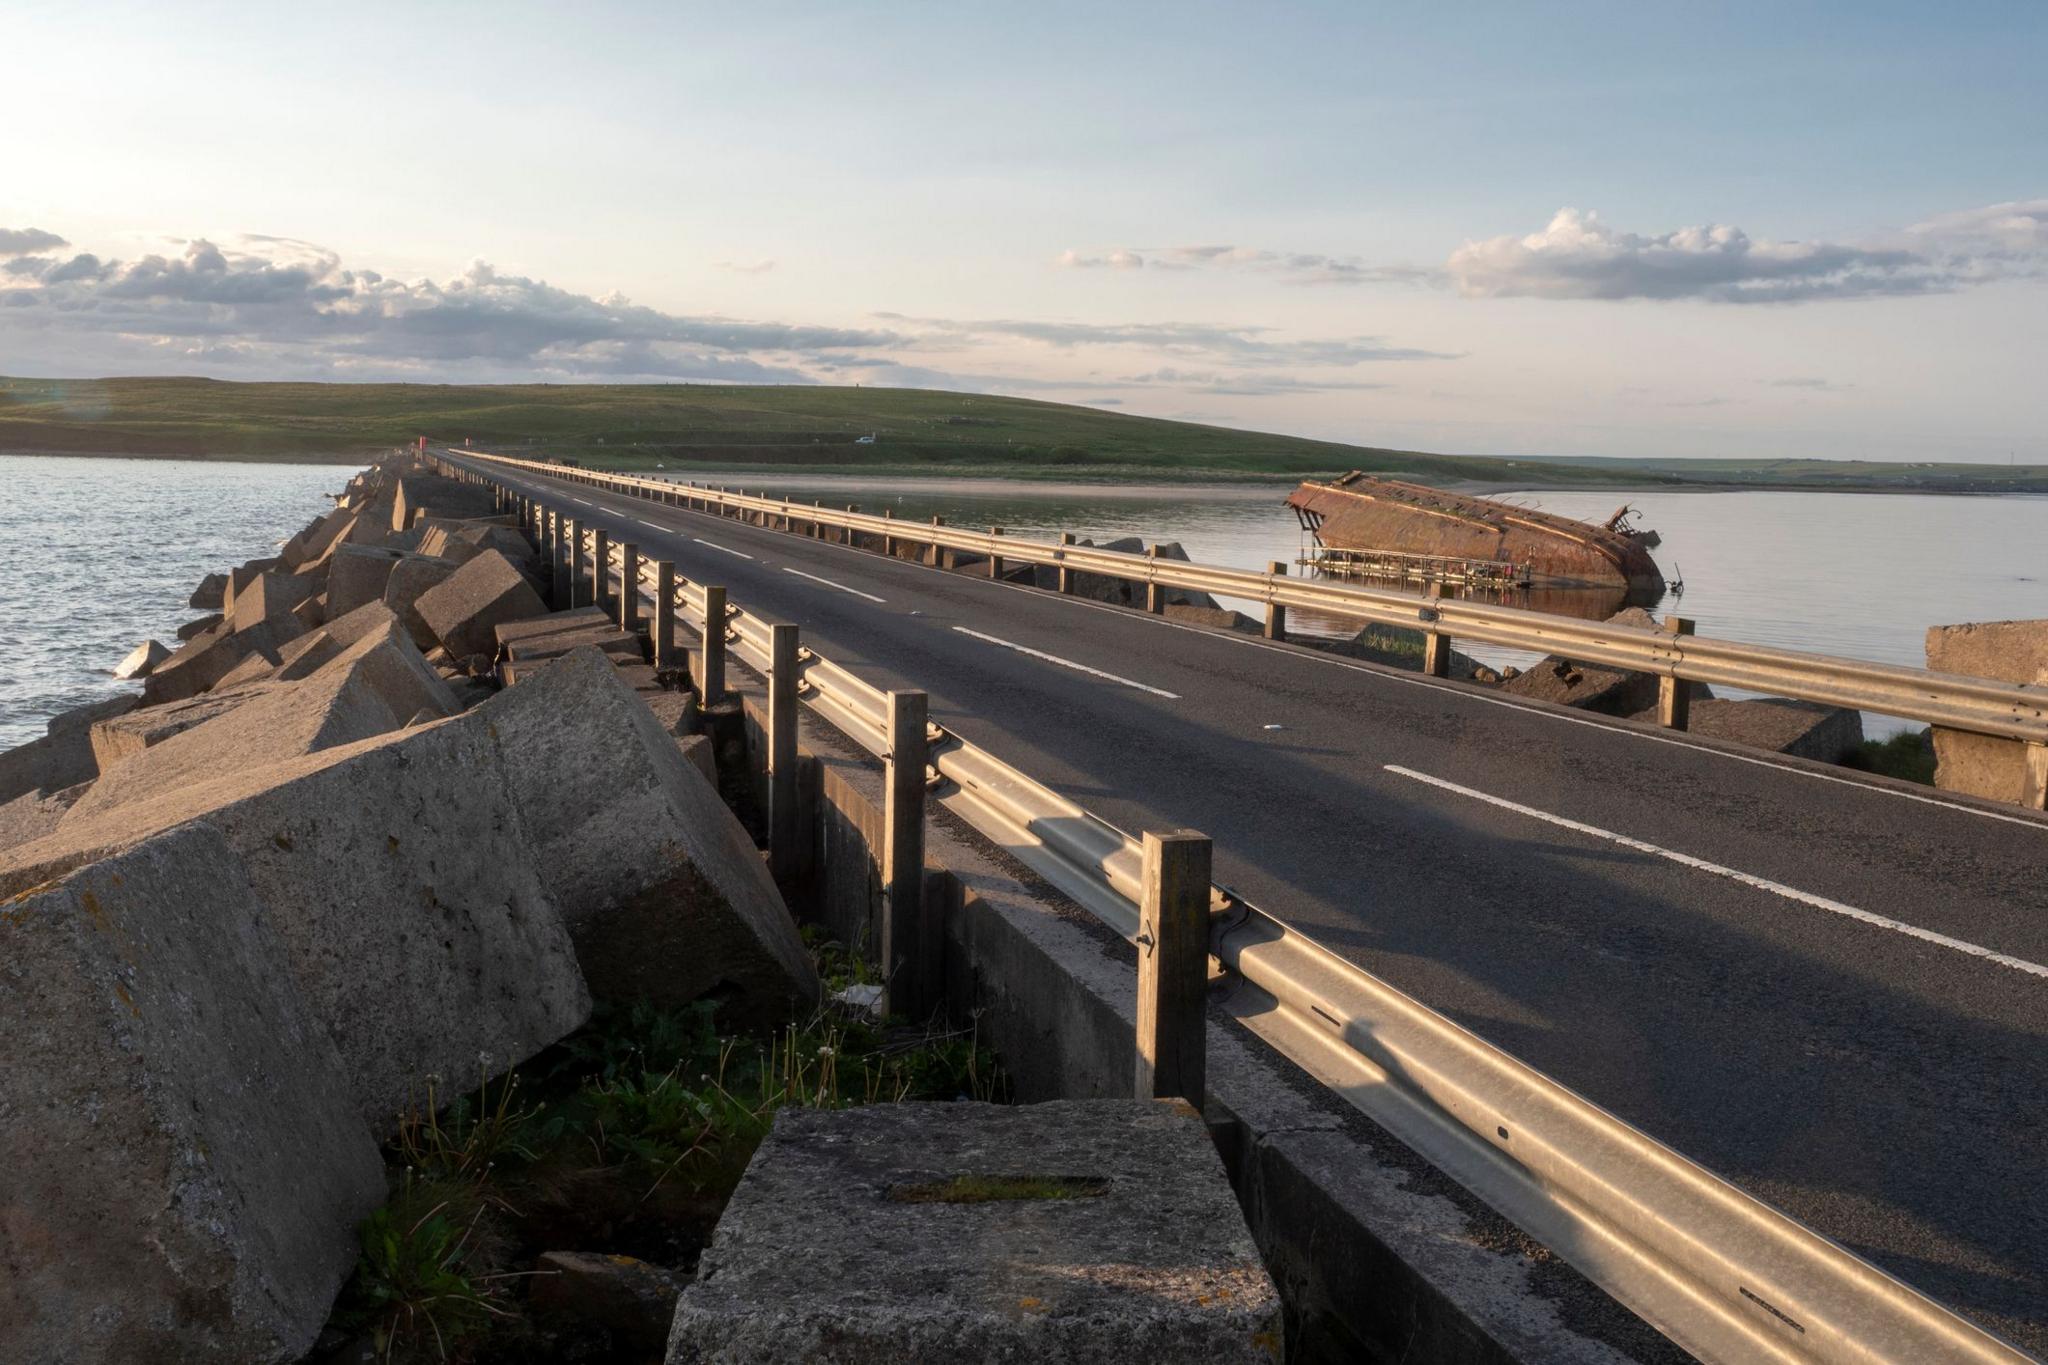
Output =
[{"x1": 450, "y1": 453, "x2": 2048, "y2": 1354}]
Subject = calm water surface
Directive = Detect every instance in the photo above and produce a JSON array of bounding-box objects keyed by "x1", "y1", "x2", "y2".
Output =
[{"x1": 2, "y1": 457, "x2": 2042, "y2": 750}]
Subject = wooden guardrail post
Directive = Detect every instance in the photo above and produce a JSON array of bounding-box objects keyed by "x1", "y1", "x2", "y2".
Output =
[
  {"x1": 927, "y1": 516, "x2": 946, "y2": 567},
  {"x1": 587, "y1": 528, "x2": 608, "y2": 616},
  {"x1": 653, "y1": 561, "x2": 678, "y2": 671},
  {"x1": 2024, "y1": 742, "x2": 2048, "y2": 811},
  {"x1": 881, "y1": 689, "x2": 932, "y2": 1016},
  {"x1": 543, "y1": 510, "x2": 561, "y2": 606},
  {"x1": 1423, "y1": 584, "x2": 1452, "y2": 678},
  {"x1": 1265, "y1": 561, "x2": 1288, "y2": 640},
  {"x1": 619, "y1": 542, "x2": 641, "y2": 633},
  {"x1": 1145, "y1": 546, "x2": 1166, "y2": 614},
  {"x1": 1058, "y1": 532, "x2": 1076, "y2": 593},
  {"x1": 1136, "y1": 830, "x2": 1211, "y2": 1108},
  {"x1": 988, "y1": 527, "x2": 1004, "y2": 579},
  {"x1": 701, "y1": 585, "x2": 728, "y2": 701},
  {"x1": 846, "y1": 505, "x2": 860, "y2": 549},
  {"x1": 881, "y1": 509, "x2": 897, "y2": 558},
  {"x1": 1659, "y1": 616, "x2": 1696, "y2": 730},
  {"x1": 565, "y1": 519, "x2": 585, "y2": 607},
  {"x1": 768, "y1": 621, "x2": 801, "y2": 885}
]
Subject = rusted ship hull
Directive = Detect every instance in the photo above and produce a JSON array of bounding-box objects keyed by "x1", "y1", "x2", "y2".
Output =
[{"x1": 1288, "y1": 473, "x2": 1666, "y2": 595}]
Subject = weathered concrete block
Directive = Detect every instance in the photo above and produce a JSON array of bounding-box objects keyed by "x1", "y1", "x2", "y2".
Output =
[
  {"x1": 0, "y1": 781, "x2": 89, "y2": 854},
  {"x1": 1628, "y1": 697, "x2": 1864, "y2": 762},
  {"x1": 188, "y1": 571, "x2": 229, "y2": 611},
  {"x1": 1926, "y1": 619, "x2": 2048, "y2": 805},
  {"x1": 393, "y1": 475, "x2": 498, "y2": 530},
  {"x1": 2, "y1": 719, "x2": 593, "y2": 1127},
  {"x1": 381, "y1": 553, "x2": 460, "y2": 648},
  {"x1": 668, "y1": 1100, "x2": 1282, "y2": 1363},
  {"x1": 176, "y1": 613, "x2": 223, "y2": 641},
  {"x1": 484, "y1": 648, "x2": 817, "y2": 1017},
  {"x1": 414, "y1": 548, "x2": 549, "y2": 660},
  {"x1": 90, "y1": 686, "x2": 271, "y2": 773},
  {"x1": 326, "y1": 542, "x2": 406, "y2": 618},
  {"x1": 113, "y1": 638, "x2": 171, "y2": 680},
  {"x1": 226, "y1": 556, "x2": 282, "y2": 606},
  {"x1": 0, "y1": 695, "x2": 135, "y2": 803},
  {"x1": 229, "y1": 569, "x2": 316, "y2": 630},
  {"x1": 143, "y1": 613, "x2": 309, "y2": 705},
  {"x1": 0, "y1": 825, "x2": 385, "y2": 1365}
]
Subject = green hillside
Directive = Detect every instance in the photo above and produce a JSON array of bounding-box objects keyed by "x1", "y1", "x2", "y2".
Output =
[{"x1": 2, "y1": 375, "x2": 2043, "y2": 492}]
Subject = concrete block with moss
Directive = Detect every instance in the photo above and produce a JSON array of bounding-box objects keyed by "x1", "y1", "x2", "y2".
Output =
[{"x1": 667, "y1": 1099, "x2": 1282, "y2": 1363}]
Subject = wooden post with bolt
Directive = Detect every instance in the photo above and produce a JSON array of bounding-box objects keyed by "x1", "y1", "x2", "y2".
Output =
[
  {"x1": 928, "y1": 516, "x2": 946, "y2": 568},
  {"x1": 881, "y1": 689, "x2": 932, "y2": 1015},
  {"x1": 619, "y1": 542, "x2": 640, "y2": 633},
  {"x1": 1135, "y1": 830, "x2": 1211, "y2": 1108},
  {"x1": 2023, "y1": 741, "x2": 2048, "y2": 811},
  {"x1": 768, "y1": 621, "x2": 801, "y2": 885},
  {"x1": 1423, "y1": 583, "x2": 1452, "y2": 678},
  {"x1": 701, "y1": 586, "x2": 728, "y2": 701},
  {"x1": 1265, "y1": 561, "x2": 1288, "y2": 640},
  {"x1": 988, "y1": 527, "x2": 1004, "y2": 579},
  {"x1": 881, "y1": 509, "x2": 897, "y2": 558},
  {"x1": 1145, "y1": 546, "x2": 1166, "y2": 614},
  {"x1": 653, "y1": 561, "x2": 678, "y2": 672},
  {"x1": 1058, "y1": 532, "x2": 1076, "y2": 593},
  {"x1": 1659, "y1": 616, "x2": 1696, "y2": 731}
]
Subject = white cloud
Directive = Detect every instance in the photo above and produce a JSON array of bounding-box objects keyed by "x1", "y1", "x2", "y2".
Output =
[
  {"x1": 1055, "y1": 247, "x2": 1146, "y2": 270},
  {"x1": 1907, "y1": 198, "x2": 2048, "y2": 253},
  {"x1": 1445, "y1": 208, "x2": 1950, "y2": 303},
  {"x1": 1058, "y1": 242, "x2": 1437, "y2": 287},
  {"x1": 715, "y1": 259, "x2": 778, "y2": 274}
]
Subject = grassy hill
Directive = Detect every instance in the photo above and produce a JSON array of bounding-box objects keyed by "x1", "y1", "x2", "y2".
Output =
[{"x1": 3, "y1": 375, "x2": 2043, "y2": 493}]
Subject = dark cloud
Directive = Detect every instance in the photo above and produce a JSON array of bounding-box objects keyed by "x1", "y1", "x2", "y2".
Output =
[
  {"x1": 1447, "y1": 204, "x2": 2047, "y2": 304},
  {"x1": 0, "y1": 228, "x2": 67, "y2": 256}
]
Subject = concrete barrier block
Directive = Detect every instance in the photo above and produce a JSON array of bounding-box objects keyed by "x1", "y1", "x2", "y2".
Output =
[
  {"x1": 326, "y1": 543, "x2": 406, "y2": 618},
  {"x1": 381, "y1": 553, "x2": 460, "y2": 648},
  {"x1": 2, "y1": 717, "x2": 593, "y2": 1128},
  {"x1": 667, "y1": 1100, "x2": 1283, "y2": 1363},
  {"x1": 0, "y1": 695, "x2": 136, "y2": 803},
  {"x1": 482, "y1": 647, "x2": 818, "y2": 1018},
  {"x1": 176, "y1": 612, "x2": 222, "y2": 641},
  {"x1": 89, "y1": 686, "x2": 274, "y2": 773},
  {"x1": 143, "y1": 613, "x2": 309, "y2": 705},
  {"x1": 0, "y1": 825, "x2": 385, "y2": 1364},
  {"x1": 187, "y1": 571, "x2": 228, "y2": 611},
  {"x1": 229, "y1": 569, "x2": 316, "y2": 630},
  {"x1": 414, "y1": 548, "x2": 549, "y2": 660},
  {"x1": 1926, "y1": 619, "x2": 2048, "y2": 804},
  {"x1": 113, "y1": 638, "x2": 171, "y2": 680}
]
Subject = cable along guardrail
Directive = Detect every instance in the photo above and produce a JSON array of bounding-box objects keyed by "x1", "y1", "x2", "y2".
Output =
[{"x1": 442, "y1": 450, "x2": 2041, "y2": 1365}]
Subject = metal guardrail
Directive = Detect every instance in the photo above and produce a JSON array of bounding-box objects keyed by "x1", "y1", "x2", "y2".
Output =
[
  {"x1": 452, "y1": 448, "x2": 2048, "y2": 756},
  {"x1": 444, "y1": 451, "x2": 2037, "y2": 1365}
]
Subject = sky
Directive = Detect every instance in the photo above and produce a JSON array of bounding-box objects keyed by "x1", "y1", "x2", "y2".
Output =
[{"x1": 3, "y1": 0, "x2": 2044, "y2": 462}]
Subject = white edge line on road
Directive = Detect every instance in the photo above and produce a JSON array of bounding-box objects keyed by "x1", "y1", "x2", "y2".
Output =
[
  {"x1": 783, "y1": 566, "x2": 886, "y2": 603},
  {"x1": 692, "y1": 537, "x2": 754, "y2": 560},
  {"x1": 952, "y1": 626, "x2": 1180, "y2": 699},
  {"x1": 634, "y1": 518, "x2": 663, "y2": 531},
  {"x1": 1386, "y1": 763, "x2": 2048, "y2": 979},
  {"x1": 467, "y1": 461, "x2": 2046, "y2": 833}
]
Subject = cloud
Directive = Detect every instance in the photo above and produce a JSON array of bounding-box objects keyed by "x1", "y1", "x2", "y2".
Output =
[
  {"x1": 715, "y1": 259, "x2": 777, "y2": 274},
  {"x1": 1058, "y1": 242, "x2": 1439, "y2": 287},
  {"x1": 1907, "y1": 198, "x2": 2048, "y2": 254},
  {"x1": 1765, "y1": 376, "x2": 1854, "y2": 392},
  {"x1": 1445, "y1": 208, "x2": 1954, "y2": 303},
  {"x1": 1119, "y1": 367, "x2": 1391, "y2": 396},
  {"x1": 0, "y1": 228, "x2": 67, "y2": 256},
  {"x1": 882, "y1": 313, "x2": 1455, "y2": 366}
]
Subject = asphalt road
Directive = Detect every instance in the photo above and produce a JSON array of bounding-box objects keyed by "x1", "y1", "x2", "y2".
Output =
[{"x1": 456, "y1": 456, "x2": 2048, "y2": 1353}]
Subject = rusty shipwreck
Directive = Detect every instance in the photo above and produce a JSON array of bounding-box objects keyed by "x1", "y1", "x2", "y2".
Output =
[{"x1": 1287, "y1": 473, "x2": 1666, "y2": 597}]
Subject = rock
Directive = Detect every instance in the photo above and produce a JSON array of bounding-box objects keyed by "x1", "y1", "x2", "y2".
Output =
[
  {"x1": 176, "y1": 613, "x2": 223, "y2": 641},
  {"x1": 286, "y1": 507, "x2": 357, "y2": 571},
  {"x1": 325, "y1": 543, "x2": 407, "y2": 618},
  {"x1": 0, "y1": 825, "x2": 385, "y2": 1365},
  {"x1": 497, "y1": 606, "x2": 646, "y2": 671},
  {"x1": 1162, "y1": 603, "x2": 1258, "y2": 633},
  {"x1": 143, "y1": 613, "x2": 309, "y2": 705},
  {"x1": 1493, "y1": 608, "x2": 1680, "y2": 715},
  {"x1": 381, "y1": 553, "x2": 460, "y2": 648},
  {"x1": 482, "y1": 647, "x2": 818, "y2": 1018},
  {"x1": 188, "y1": 571, "x2": 228, "y2": 610},
  {"x1": 1149, "y1": 541, "x2": 1221, "y2": 609},
  {"x1": 1633, "y1": 697, "x2": 1865, "y2": 761},
  {"x1": 414, "y1": 548, "x2": 549, "y2": 660},
  {"x1": 531, "y1": 1251, "x2": 688, "y2": 1353},
  {"x1": 1326, "y1": 623, "x2": 1483, "y2": 680},
  {"x1": 1471, "y1": 664, "x2": 1501, "y2": 684},
  {"x1": 0, "y1": 711, "x2": 593, "y2": 1128},
  {"x1": 90, "y1": 686, "x2": 271, "y2": 773},
  {"x1": 113, "y1": 639, "x2": 171, "y2": 681},
  {"x1": 0, "y1": 695, "x2": 135, "y2": 804},
  {"x1": 226, "y1": 556, "x2": 282, "y2": 607},
  {"x1": 393, "y1": 475, "x2": 499, "y2": 530},
  {"x1": 1925, "y1": 620, "x2": 2048, "y2": 805},
  {"x1": 678, "y1": 733, "x2": 716, "y2": 784},
  {"x1": 0, "y1": 781, "x2": 88, "y2": 854},
  {"x1": 667, "y1": 1100, "x2": 1282, "y2": 1363}
]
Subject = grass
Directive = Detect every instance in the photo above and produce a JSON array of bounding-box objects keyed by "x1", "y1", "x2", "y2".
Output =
[
  {"x1": 6, "y1": 374, "x2": 2045, "y2": 492},
  {"x1": 1841, "y1": 729, "x2": 1938, "y2": 785},
  {"x1": 328, "y1": 982, "x2": 1008, "y2": 1363}
]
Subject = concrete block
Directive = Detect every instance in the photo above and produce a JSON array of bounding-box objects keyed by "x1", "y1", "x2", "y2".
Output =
[
  {"x1": 113, "y1": 638, "x2": 171, "y2": 680},
  {"x1": 1, "y1": 717, "x2": 593, "y2": 1128},
  {"x1": 176, "y1": 613, "x2": 222, "y2": 641},
  {"x1": 1926, "y1": 619, "x2": 2048, "y2": 805},
  {"x1": 0, "y1": 781, "x2": 89, "y2": 854},
  {"x1": 90, "y1": 686, "x2": 272, "y2": 773},
  {"x1": 225, "y1": 556, "x2": 281, "y2": 606},
  {"x1": 1628, "y1": 697, "x2": 1864, "y2": 762},
  {"x1": 381, "y1": 553, "x2": 460, "y2": 648},
  {"x1": 326, "y1": 543, "x2": 407, "y2": 618},
  {"x1": 393, "y1": 476, "x2": 497, "y2": 530},
  {"x1": 187, "y1": 572, "x2": 228, "y2": 611},
  {"x1": 229, "y1": 568, "x2": 316, "y2": 630},
  {"x1": 0, "y1": 695, "x2": 135, "y2": 803},
  {"x1": 668, "y1": 1100, "x2": 1282, "y2": 1363},
  {"x1": 143, "y1": 613, "x2": 309, "y2": 705},
  {"x1": 482, "y1": 647, "x2": 818, "y2": 1018},
  {"x1": 414, "y1": 548, "x2": 549, "y2": 660},
  {"x1": 0, "y1": 825, "x2": 385, "y2": 1364}
]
